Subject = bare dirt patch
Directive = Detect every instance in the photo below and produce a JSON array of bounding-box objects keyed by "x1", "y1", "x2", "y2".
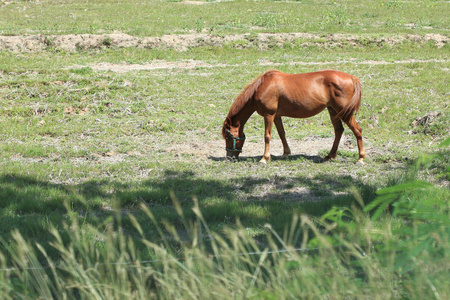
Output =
[
  {"x1": 165, "y1": 135, "x2": 358, "y2": 161},
  {"x1": 178, "y1": 1, "x2": 206, "y2": 4},
  {"x1": 86, "y1": 60, "x2": 226, "y2": 73},
  {"x1": 82, "y1": 58, "x2": 450, "y2": 73},
  {"x1": 0, "y1": 32, "x2": 448, "y2": 52}
]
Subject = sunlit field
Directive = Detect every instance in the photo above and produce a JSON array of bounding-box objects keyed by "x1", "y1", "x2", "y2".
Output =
[{"x1": 0, "y1": 0, "x2": 449, "y2": 298}]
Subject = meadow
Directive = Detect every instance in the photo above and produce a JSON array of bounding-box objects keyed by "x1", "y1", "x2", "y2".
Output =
[{"x1": 0, "y1": 0, "x2": 449, "y2": 298}]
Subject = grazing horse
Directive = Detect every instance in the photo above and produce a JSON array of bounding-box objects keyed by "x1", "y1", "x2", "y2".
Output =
[{"x1": 222, "y1": 70, "x2": 366, "y2": 164}]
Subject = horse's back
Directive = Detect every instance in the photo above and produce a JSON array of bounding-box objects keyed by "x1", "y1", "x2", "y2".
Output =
[{"x1": 262, "y1": 69, "x2": 355, "y2": 91}]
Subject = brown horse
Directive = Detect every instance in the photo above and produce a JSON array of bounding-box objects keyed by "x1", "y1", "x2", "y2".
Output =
[{"x1": 222, "y1": 70, "x2": 366, "y2": 164}]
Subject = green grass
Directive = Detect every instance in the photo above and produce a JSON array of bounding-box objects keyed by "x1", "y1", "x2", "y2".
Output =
[
  {"x1": 1, "y1": 155, "x2": 448, "y2": 299},
  {"x1": 1, "y1": 43, "x2": 448, "y2": 243},
  {"x1": 0, "y1": 0, "x2": 449, "y2": 297},
  {"x1": 0, "y1": 0, "x2": 448, "y2": 36}
]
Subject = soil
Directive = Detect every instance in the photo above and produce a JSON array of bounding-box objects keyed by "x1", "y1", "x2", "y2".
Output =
[
  {"x1": 166, "y1": 136, "x2": 356, "y2": 161},
  {"x1": 80, "y1": 58, "x2": 449, "y2": 73},
  {"x1": 85, "y1": 60, "x2": 226, "y2": 73},
  {"x1": 0, "y1": 32, "x2": 448, "y2": 52}
]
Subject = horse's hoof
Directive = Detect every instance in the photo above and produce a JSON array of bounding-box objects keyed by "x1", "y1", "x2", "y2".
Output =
[
  {"x1": 356, "y1": 160, "x2": 365, "y2": 166},
  {"x1": 281, "y1": 154, "x2": 290, "y2": 159},
  {"x1": 259, "y1": 157, "x2": 269, "y2": 164}
]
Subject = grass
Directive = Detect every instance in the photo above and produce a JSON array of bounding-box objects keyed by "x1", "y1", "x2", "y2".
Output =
[
  {"x1": 0, "y1": 153, "x2": 448, "y2": 299},
  {"x1": 0, "y1": 0, "x2": 448, "y2": 36},
  {"x1": 0, "y1": 0, "x2": 449, "y2": 298},
  {"x1": 0, "y1": 43, "x2": 448, "y2": 246}
]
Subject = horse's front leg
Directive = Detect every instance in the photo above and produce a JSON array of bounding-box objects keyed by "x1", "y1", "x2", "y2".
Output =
[
  {"x1": 260, "y1": 114, "x2": 275, "y2": 163},
  {"x1": 274, "y1": 117, "x2": 291, "y2": 158}
]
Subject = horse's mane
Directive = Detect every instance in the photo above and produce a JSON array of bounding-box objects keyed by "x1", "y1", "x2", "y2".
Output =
[{"x1": 222, "y1": 70, "x2": 278, "y2": 139}]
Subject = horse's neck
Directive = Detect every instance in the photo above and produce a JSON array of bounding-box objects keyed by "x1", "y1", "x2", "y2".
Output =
[{"x1": 231, "y1": 103, "x2": 255, "y2": 132}]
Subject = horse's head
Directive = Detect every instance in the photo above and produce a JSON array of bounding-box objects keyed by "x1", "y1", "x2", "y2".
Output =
[{"x1": 222, "y1": 117, "x2": 246, "y2": 159}]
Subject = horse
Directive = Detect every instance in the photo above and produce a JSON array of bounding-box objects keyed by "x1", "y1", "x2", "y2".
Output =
[{"x1": 222, "y1": 70, "x2": 366, "y2": 164}]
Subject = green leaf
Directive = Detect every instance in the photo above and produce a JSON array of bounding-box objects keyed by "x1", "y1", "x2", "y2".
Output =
[{"x1": 439, "y1": 137, "x2": 450, "y2": 147}]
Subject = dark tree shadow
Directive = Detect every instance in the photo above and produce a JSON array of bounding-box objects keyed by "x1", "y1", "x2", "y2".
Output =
[
  {"x1": 0, "y1": 158, "x2": 387, "y2": 264},
  {"x1": 0, "y1": 167, "x2": 378, "y2": 241}
]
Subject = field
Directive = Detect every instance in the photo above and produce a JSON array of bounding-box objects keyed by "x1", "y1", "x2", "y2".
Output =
[{"x1": 0, "y1": 0, "x2": 449, "y2": 299}]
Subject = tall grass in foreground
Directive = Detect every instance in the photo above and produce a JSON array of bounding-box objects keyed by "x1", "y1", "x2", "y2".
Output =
[{"x1": 0, "y1": 141, "x2": 448, "y2": 299}]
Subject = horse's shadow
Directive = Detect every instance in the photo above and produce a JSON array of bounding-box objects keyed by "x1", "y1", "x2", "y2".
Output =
[{"x1": 209, "y1": 154, "x2": 325, "y2": 163}]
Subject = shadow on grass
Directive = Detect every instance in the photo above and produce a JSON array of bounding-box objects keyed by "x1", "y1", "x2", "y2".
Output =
[
  {"x1": 0, "y1": 168, "x2": 377, "y2": 242},
  {"x1": 208, "y1": 154, "x2": 325, "y2": 163},
  {"x1": 0, "y1": 168, "x2": 381, "y2": 263}
]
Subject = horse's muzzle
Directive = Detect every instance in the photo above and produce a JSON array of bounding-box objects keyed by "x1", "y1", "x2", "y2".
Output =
[{"x1": 226, "y1": 151, "x2": 240, "y2": 160}]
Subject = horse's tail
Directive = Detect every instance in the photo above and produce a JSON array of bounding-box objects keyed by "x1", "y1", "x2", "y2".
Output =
[
  {"x1": 222, "y1": 72, "x2": 268, "y2": 139},
  {"x1": 335, "y1": 76, "x2": 362, "y2": 123}
]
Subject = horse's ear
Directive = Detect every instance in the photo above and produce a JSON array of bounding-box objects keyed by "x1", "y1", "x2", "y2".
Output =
[{"x1": 225, "y1": 117, "x2": 231, "y2": 127}]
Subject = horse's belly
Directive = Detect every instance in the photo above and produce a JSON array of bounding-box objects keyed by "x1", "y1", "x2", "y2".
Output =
[{"x1": 277, "y1": 100, "x2": 326, "y2": 118}]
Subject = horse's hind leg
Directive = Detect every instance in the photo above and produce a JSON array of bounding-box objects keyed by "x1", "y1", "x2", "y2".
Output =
[
  {"x1": 343, "y1": 114, "x2": 366, "y2": 164},
  {"x1": 326, "y1": 107, "x2": 345, "y2": 160},
  {"x1": 274, "y1": 117, "x2": 291, "y2": 158}
]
